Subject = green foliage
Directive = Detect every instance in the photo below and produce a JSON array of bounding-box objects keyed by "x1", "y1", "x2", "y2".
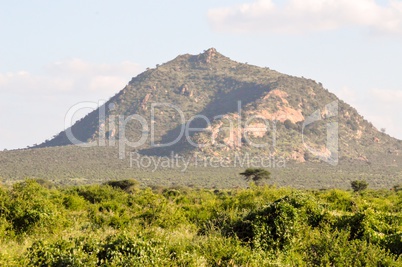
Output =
[
  {"x1": 237, "y1": 197, "x2": 299, "y2": 251},
  {"x1": 382, "y1": 233, "x2": 402, "y2": 255},
  {"x1": 1, "y1": 180, "x2": 402, "y2": 266},
  {"x1": 73, "y1": 184, "x2": 128, "y2": 204},
  {"x1": 321, "y1": 189, "x2": 354, "y2": 211},
  {"x1": 98, "y1": 234, "x2": 169, "y2": 266},
  {"x1": 233, "y1": 193, "x2": 323, "y2": 251},
  {"x1": 62, "y1": 193, "x2": 87, "y2": 210},
  {"x1": 351, "y1": 180, "x2": 369, "y2": 192},
  {"x1": 4, "y1": 179, "x2": 66, "y2": 234},
  {"x1": 27, "y1": 238, "x2": 98, "y2": 267},
  {"x1": 302, "y1": 229, "x2": 401, "y2": 266}
]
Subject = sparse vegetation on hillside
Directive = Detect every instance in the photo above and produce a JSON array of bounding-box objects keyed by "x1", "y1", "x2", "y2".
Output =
[
  {"x1": 0, "y1": 146, "x2": 402, "y2": 189},
  {"x1": 32, "y1": 48, "x2": 401, "y2": 165},
  {"x1": 0, "y1": 179, "x2": 402, "y2": 266}
]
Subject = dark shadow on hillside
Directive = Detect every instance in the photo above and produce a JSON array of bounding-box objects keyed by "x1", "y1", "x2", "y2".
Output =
[
  {"x1": 139, "y1": 79, "x2": 272, "y2": 156},
  {"x1": 34, "y1": 108, "x2": 101, "y2": 148}
]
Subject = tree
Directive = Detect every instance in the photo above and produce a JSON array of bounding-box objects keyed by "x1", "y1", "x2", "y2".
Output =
[
  {"x1": 104, "y1": 179, "x2": 139, "y2": 193},
  {"x1": 351, "y1": 180, "x2": 368, "y2": 192},
  {"x1": 240, "y1": 168, "x2": 271, "y2": 185}
]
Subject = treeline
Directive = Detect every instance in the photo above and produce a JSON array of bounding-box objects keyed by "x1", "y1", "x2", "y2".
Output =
[{"x1": 0, "y1": 179, "x2": 402, "y2": 266}]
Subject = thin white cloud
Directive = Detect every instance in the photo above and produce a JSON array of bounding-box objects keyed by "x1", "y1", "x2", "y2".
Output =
[
  {"x1": 0, "y1": 59, "x2": 142, "y2": 150},
  {"x1": 208, "y1": 0, "x2": 402, "y2": 35},
  {"x1": 335, "y1": 86, "x2": 402, "y2": 139},
  {"x1": 0, "y1": 59, "x2": 141, "y2": 95},
  {"x1": 0, "y1": 71, "x2": 73, "y2": 93},
  {"x1": 370, "y1": 88, "x2": 402, "y2": 103},
  {"x1": 337, "y1": 86, "x2": 358, "y2": 104},
  {"x1": 367, "y1": 89, "x2": 402, "y2": 138}
]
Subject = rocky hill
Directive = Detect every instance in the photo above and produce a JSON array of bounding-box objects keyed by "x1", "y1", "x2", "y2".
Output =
[
  {"x1": 1, "y1": 48, "x2": 401, "y2": 187},
  {"x1": 35, "y1": 48, "x2": 401, "y2": 165}
]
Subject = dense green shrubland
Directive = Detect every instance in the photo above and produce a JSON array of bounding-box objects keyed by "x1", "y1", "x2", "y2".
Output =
[{"x1": 0, "y1": 179, "x2": 402, "y2": 266}]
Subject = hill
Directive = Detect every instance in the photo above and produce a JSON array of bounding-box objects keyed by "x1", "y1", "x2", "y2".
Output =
[
  {"x1": 1, "y1": 48, "x2": 401, "y2": 188},
  {"x1": 35, "y1": 48, "x2": 401, "y2": 164}
]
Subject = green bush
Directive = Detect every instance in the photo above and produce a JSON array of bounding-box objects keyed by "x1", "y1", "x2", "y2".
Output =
[
  {"x1": 382, "y1": 233, "x2": 402, "y2": 256},
  {"x1": 234, "y1": 195, "x2": 300, "y2": 251},
  {"x1": 321, "y1": 189, "x2": 354, "y2": 211},
  {"x1": 73, "y1": 185, "x2": 128, "y2": 204},
  {"x1": 27, "y1": 238, "x2": 98, "y2": 267},
  {"x1": 5, "y1": 180, "x2": 65, "y2": 234},
  {"x1": 302, "y1": 229, "x2": 401, "y2": 266},
  {"x1": 97, "y1": 233, "x2": 168, "y2": 266},
  {"x1": 62, "y1": 193, "x2": 87, "y2": 210}
]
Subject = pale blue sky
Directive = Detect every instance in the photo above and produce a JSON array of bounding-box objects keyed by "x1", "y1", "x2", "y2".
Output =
[{"x1": 1, "y1": 0, "x2": 402, "y2": 150}]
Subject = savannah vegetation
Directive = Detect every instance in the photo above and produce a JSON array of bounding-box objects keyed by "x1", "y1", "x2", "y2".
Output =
[
  {"x1": 0, "y1": 178, "x2": 402, "y2": 266},
  {"x1": 1, "y1": 145, "x2": 402, "y2": 190}
]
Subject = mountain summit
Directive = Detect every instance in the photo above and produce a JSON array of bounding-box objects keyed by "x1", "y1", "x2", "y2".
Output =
[{"x1": 36, "y1": 48, "x2": 401, "y2": 164}]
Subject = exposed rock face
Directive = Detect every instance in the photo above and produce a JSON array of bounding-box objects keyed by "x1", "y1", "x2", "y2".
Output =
[
  {"x1": 180, "y1": 84, "x2": 189, "y2": 95},
  {"x1": 198, "y1": 48, "x2": 217, "y2": 64},
  {"x1": 179, "y1": 84, "x2": 193, "y2": 97},
  {"x1": 291, "y1": 148, "x2": 306, "y2": 163},
  {"x1": 263, "y1": 89, "x2": 289, "y2": 100},
  {"x1": 257, "y1": 107, "x2": 304, "y2": 124},
  {"x1": 180, "y1": 84, "x2": 192, "y2": 96},
  {"x1": 206, "y1": 118, "x2": 269, "y2": 150},
  {"x1": 141, "y1": 93, "x2": 151, "y2": 111},
  {"x1": 245, "y1": 123, "x2": 269, "y2": 138},
  {"x1": 257, "y1": 90, "x2": 305, "y2": 123}
]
